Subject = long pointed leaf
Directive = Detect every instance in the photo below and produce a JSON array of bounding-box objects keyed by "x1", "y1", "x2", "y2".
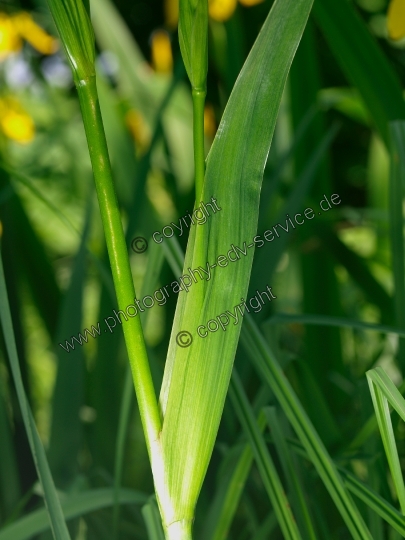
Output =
[
  {"x1": 314, "y1": 0, "x2": 405, "y2": 146},
  {"x1": 229, "y1": 372, "x2": 302, "y2": 540},
  {"x1": 0, "y1": 488, "x2": 147, "y2": 540},
  {"x1": 0, "y1": 246, "x2": 70, "y2": 540},
  {"x1": 367, "y1": 367, "x2": 405, "y2": 513},
  {"x1": 241, "y1": 315, "x2": 372, "y2": 539},
  {"x1": 158, "y1": 0, "x2": 313, "y2": 530}
]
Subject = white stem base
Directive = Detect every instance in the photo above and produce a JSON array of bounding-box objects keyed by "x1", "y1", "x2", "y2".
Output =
[{"x1": 164, "y1": 520, "x2": 193, "y2": 540}]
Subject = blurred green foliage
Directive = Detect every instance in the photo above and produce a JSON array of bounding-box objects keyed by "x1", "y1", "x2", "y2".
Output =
[{"x1": 1, "y1": 0, "x2": 405, "y2": 538}]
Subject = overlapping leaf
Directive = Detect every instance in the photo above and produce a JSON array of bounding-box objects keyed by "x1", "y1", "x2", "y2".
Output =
[{"x1": 157, "y1": 0, "x2": 313, "y2": 529}]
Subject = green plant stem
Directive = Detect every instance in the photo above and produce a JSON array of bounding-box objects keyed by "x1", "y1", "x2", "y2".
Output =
[
  {"x1": 165, "y1": 519, "x2": 193, "y2": 540},
  {"x1": 75, "y1": 76, "x2": 161, "y2": 451},
  {"x1": 192, "y1": 88, "x2": 206, "y2": 202}
]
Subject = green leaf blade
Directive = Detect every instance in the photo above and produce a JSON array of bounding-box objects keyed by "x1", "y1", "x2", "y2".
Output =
[
  {"x1": 158, "y1": 0, "x2": 314, "y2": 530},
  {"x1": 230, "y1": 373, "x2": 302, "y2": 540},
  {"x1": 241, "y1": 315, "x2": 372, "y2": 540},
  {"x1": 0, "y1": 250, "x2": 71, "y2": 540}
]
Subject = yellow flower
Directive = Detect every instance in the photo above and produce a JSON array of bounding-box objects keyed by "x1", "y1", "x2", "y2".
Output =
[
  {"x1": 0, "y1": 97, "x2": 35, "y2": 144},
  {"x1": 162, "y1": 0, "x2": 266, "y2": 28},
  {"x1": 209, "y1": 0, "x2": 264, "y2": 22},
  {"x1": 126, "y1": 109, "x2": 150, "y2": 152},
  {"x1": 209, "y1": 0, "x2": 238, "y2": 22},
  {"x1": 151, "y1": 30, "x2": 173, "y2": 74},
  {"x1": 0, "y1": 11, "x2": 57, "y2": 60},
  {"x1": 13, "y1": 12, "x2": 58, "y2": 55},
  {"x1": 388, "y1": 0, "x2": 405, "y2": 40},
  {"x1": 0, "y1": 13, "x2": 22, "y2": 59}
]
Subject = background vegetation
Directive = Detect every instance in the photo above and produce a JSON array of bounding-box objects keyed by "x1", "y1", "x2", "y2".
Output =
[{"x1": 1, "y1": 0, "x2": 405, "y2": 538}]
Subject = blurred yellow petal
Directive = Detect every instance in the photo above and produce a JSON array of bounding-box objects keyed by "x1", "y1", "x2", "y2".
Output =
[
  {"x1": 151, "y1": 30, "x2": 173, "y2": 74},
  {"x1": 204, "y1": 103, "x2": 216, "y2": 138},
  {"x1": 0, "y1": 13, "x2": 22, "y2": 59},
  {"x1": 239, "y1": 0, "x2": 264, "y2": 6},
  {"x1": 209, "y1": 0, "x2": 237, "y2": 21},
  {"x1": 0, "y1": 96, "x2": 35, "y2": 143},
  {"x1": 13, "y1": 12, "x2": 58, "y2": 54},
  {"x1": 0, "y1": 99, "x2": 5, "y2": 115},
  {"x1": 165, "y1": 0, "x2": 179, "y2": 29},
  {"x1": 1, "y1": 109, "x2": 35, "y2": 143},
  {"x1": 126, "y1": 109, "x2": 150, "y2": 152},
  {"x1": 388, "y1": 0, "x2": 405, "y2": 40}
]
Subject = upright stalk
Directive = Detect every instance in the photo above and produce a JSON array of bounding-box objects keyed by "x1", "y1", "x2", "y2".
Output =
[
  {"x1": 178, "y1": 0, "x2": 208, "y2": 203},
  {"x1": 76, "y1": 76, "x2": 161, "y2": 452},
  {"x1": 45, "y1": 0, "x2": 176, "y2": 529},
  {"x1": 192, "y1": 88, "x2": 206, "y2": 202}
]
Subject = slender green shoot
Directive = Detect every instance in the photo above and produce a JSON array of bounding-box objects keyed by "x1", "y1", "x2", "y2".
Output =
[
  {"x1": 0, "y1": 246, "x2": 71, "y2": 540},
  {"x1": 45, "y1": 0, "x2": 161, "y2": 453},
  {"x1": 178, "y1": 0, "x2": 208, "y2": 201},
  {"x1": 230, "y1": 372, "x2": 302, "y2": 540},
  {"x1": 366, "y1": 367, "x2": 405, "y2": 514}
]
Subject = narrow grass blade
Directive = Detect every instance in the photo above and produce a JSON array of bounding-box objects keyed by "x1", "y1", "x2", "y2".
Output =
[
  {"x1": 142, "y1": 498, "x2": 166, "y2": 540},
  {"x1": 202, "y1": 444, "x2": 253, "y2": 540},
  {"x1": 0, "y1": 388, "x2": 20, "y2": 517},
  {"x1": 200, "y1": 385, "x2": 272, "y2": 540},
  {"x1": 91, "y1": 0, "x2": 165, "y2": 117},
  {"x1": 264, "y1": 407, "x2": 317, "y2": 540},
  {"x1": 241, "y1": 315, "x2": 372, "y2": 539},
  {"x1": 363, "y1": 423, "x2": 384, "y2": 539},
  {"x1": 290, "y1": 20, "x2": 344, "y2": 414},
  {"x1": 289, "y1": 360, "x2": 341, "y2": 447},
  {"x1": 340, "y1": 469, "x2": 405, "y2": 536},
  {"x1": 92, "y1": 0, "x2": 193, "y2": 195},
  {"x1": 0, "y1": 248, "x2": 70, "y2": 539},
  {"x1": 48, "y1": 203, "x2": 91, "y2": 487},
  {"x1": 0, "y1": 488, "x2": 147, "y2": 540},
  {"x1": 259, "y1": 104, "x2": 318, "y2": 229},
  {"x1": 275, "y1": 435, "x2": 405, "y2": 535},
  {"x1": 96, "y1": 73, "x2": 138, "y2": 204},
  {"x1": 314, "y1": 0, "x2": 405, "y2": 146},
  {"x1": 229, "y1": 372, "x2": 302, "y2": 540},
  {"x1": 251, "y1": 121, "x2": 339, "y2": 290},
  {"x1": 2, "y1": 165, "x2": 115, "y2": 300},
  {"x1": 158, "y1": 1, "x2": 314, "y2": 533},
  {"x1": 0, "y1": 162, "x2": 79, "y2": 234},
  {"x1": 366, "y1": 367, "x2": 405, "y2": 513},
  {"x1": 265, "y1": 312, "x2": 405, "y2": 337},
  {"x1": 0, "y1": 173, "x2": 61, "y2": 337},
  {"x1": 349, "y1": 394, "x2": 403, "y2": 452},
  {"x1": 319, "y1": 227, "x2": 393, "y2": 323},
  {"x1": 389, "y1": 121, "x2": 405, "y2": 369},
  {"x1": 251, "y1": 513, "x2": 278, "y2": 540},
  {"x1": 112, "y1": 369, "x2": 134, "y2": 540},
  {"x1": 124, "y1": 61, "x2": 185, "y2": 240},
  {"x1": 161, "y1": 237, "x2": 183, "y2": 278}
]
